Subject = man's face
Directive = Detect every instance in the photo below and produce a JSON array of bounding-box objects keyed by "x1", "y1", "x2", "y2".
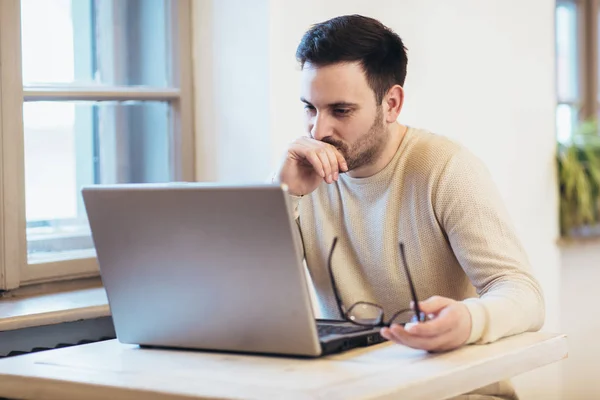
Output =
[{"x1": 300, "y1": 62, "x2": 388, "y2": 171}]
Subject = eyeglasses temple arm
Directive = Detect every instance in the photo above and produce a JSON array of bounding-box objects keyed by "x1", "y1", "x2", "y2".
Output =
[
  {"x1": 327, "y1": 237, "x2": 346, "y2": 318},
  {"x1": 399, "y1": 243, "x2": 423, "y2": 322}
]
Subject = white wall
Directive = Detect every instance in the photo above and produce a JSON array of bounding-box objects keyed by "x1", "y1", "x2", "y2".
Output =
[
  {"x1": 193, "y1": 0, "x2": 272, "y2": 183},
  {"x1": 193, "y1": 1, "x2": 563, "y2": 398}
]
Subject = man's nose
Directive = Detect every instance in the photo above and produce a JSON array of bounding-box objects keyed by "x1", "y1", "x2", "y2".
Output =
[{"x1": 310, "y1": 114, "x2": 333, "y2": 141}]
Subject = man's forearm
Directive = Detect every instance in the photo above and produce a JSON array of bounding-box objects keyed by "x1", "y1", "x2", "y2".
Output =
[{"x1": 462, "y1": 279, "x2": 545, "y2": 344}]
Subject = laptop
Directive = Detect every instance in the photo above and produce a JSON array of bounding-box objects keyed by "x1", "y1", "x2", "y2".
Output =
[{"x1": 81, "y1": 182, "x2": 384, "y2": 357}]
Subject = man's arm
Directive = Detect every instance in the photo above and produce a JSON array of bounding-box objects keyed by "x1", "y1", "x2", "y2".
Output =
[
  {"x1": 270, "y1": 135, "x2": 347, "y2": 264},
  {"x1": 287, "y1": 193, "x2": 306, "y2": 263},
  {"x1": 434, "y1": 148, "x2": 545, "y2": 344},
  {"x1": 268, "y1": 172, "x2": 306, "y2": 261}
]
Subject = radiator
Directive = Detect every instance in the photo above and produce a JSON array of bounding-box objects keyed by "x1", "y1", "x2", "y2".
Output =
[{"x1": 0, "y1": 316, "x2": 116, "y2": 358}]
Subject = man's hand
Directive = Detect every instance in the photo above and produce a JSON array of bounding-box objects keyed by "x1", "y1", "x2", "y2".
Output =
[
  {"x1": 380, "y1": 296, "x2": 472, "y2": 352},
  {"x1": 276, "y1": 137, "x2": 348, "y2": 196}
]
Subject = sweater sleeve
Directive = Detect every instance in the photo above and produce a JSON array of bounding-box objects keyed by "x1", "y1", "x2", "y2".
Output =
[
  {"x1": 434, "y1": 149, "x2": 545, "y2": 344},
  {"x1": 270, "y1": 172, "x2": 305, "y2": 261},
  {"x1": 287, "y1": 194, "x2": 306, "y2": 263}
]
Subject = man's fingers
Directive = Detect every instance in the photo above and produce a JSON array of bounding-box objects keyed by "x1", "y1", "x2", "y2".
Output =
[
  {"x1": 304, "y1": 151, "x2": 325, "y2": 178},
  {"x1": 382, "y1": 297, "x2": 471, "y2": 352},
  {"x1": 415, "y1": 296, "x2": 455, "y2": 315},
  {"x1": 382, "y1": 325, "x2": 415, "y2": 347},
  {"x1": 324, "y1": 149, "x2": 340, "y2": 180},
  {"x1": 316, "y1": 150, "x2": 333, "y2": 182},
  {"x1": 381, "y1": 327, "x2": 405, "y2": 345},
  {"x1": 290, "y1": 137, "x2": 347, "y2": 182},
  {"x1": 403, "y1": 309, "x2": 455, "y2": 337},
  {"x1": 331, "y1": 147, "x2": 348, "y2": 172},
  {"x1": 387, "y1": 324, "x2": 452, "y2": 352}
]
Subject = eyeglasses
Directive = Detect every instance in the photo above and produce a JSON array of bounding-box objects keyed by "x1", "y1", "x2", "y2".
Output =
[{"x1": 326, "y1": 237, "x2": 426, "y2": 327}]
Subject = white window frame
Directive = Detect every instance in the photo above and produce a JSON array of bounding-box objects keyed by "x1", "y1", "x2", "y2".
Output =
[{"x1": 0, "y1": 0, "x2": 194, "y2": 290}]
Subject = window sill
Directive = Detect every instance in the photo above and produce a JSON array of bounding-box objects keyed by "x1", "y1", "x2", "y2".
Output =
[
  {"x1": 0, "y1": 282, "x2": 110, "y2": 332},
  {"x1": 27, "y1": 248, "x2": 97, "y2": 264},
  {"x1": 557, "y1": 234, "x2": 600, "y2": 248},
  {"x1": 27, "y1": 230, "x2": 94, "y2": 255}
]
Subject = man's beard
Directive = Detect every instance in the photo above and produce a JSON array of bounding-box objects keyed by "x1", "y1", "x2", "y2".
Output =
[{"x1": 322, "y1": 107, "x2": 387, "y2": 171}]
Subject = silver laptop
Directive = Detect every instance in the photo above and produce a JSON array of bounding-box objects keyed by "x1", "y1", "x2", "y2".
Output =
[{"x1": 81, "y1": 183, "x2": 383, "y2": 357}]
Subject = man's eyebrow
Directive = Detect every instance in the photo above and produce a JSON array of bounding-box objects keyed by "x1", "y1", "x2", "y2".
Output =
[
  {"x1": 300, "y1": 98, "x2": 358, "y2": 108},
  {"x1": 329, "y1": 102, "x2": 358, "y2": 108}
]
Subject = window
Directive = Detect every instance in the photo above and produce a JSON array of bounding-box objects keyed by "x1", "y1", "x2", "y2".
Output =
[
  {"x1": 555, "y1": 0, "x2": 599, "y2": 142},
  {"x1": 0, "y1": 0, "x2": 194, "y2": 289}
]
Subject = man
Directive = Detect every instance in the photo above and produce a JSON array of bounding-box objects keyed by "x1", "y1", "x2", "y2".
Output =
[{"x1": 275, "y1": 14, "x2": 544, "y2": 400}]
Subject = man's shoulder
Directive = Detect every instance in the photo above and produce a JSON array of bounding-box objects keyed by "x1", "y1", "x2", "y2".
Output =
[
  {"x1": 405, "y1": 127, "x2": 490, "y2": 187},
  {"x1": 405, "y1": 127, "x2": 469, "y2": 171}
]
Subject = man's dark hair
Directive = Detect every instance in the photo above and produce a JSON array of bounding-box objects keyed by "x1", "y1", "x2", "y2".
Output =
[{"x1": 296, "y1": 15, "x2": 408, "y2": 104}]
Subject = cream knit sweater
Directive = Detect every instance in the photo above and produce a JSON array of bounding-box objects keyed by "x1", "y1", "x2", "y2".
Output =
[
  {"x1": 290, "y1": 127, "x2": 544, "y2": 348},
  {"x1": 289, "y1": 127, "x2": 544, "y2": 399}
]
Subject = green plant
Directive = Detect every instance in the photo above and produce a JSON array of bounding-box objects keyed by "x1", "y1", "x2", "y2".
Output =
[{"x1": 557, "y1": 119, "x2": 600, "y2": 236}]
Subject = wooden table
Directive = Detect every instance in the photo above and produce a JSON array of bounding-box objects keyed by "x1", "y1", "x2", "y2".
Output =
[{"x1": 0, "y1": 332, "x2": 567, "y2": 400}]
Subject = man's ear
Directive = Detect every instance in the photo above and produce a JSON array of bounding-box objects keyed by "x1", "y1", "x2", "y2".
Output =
[{"x1": 383, "y1": 85, "x2": 404, "y2": 123}]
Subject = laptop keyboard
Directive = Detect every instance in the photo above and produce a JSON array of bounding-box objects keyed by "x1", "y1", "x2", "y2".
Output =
[{"x1": 317, "y1": 323, "x2": 370, "y2": 337}]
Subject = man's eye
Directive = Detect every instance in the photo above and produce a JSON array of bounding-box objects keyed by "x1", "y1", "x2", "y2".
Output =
[
  {"x1": 334, "y1": 108, "x2": 351, "y2": 116},
  {"x1": 304, "y1": 105, "x2": 315, "y2": 111}
]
